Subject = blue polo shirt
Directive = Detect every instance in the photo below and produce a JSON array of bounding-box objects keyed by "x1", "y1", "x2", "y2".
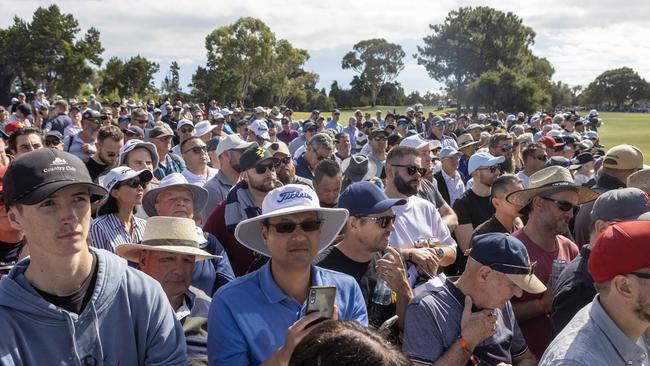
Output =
[
  {"x1": 403, "y1": 279, "x2": 528, "y2": 365},
  {"x1": 207, "y1": 261, "x2": 368, "y2": 366}
]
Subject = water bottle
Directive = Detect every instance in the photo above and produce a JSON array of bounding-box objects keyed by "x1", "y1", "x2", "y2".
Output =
[{"x1": 372, "y1": 253, "x2": 394, "y2": 306}]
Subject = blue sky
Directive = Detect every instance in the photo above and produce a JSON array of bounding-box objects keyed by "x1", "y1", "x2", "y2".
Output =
[{"x1": 2, "y1": 0, "x2": 649, "y2": 96}]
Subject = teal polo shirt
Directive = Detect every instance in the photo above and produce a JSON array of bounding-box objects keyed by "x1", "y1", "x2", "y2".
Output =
[{"x1": 207, "y1": 261, "x2": 368, "y2": 366}]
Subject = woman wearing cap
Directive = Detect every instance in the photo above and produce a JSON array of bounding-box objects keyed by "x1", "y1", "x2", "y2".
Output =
[{"x1": 89, "y1": 167, "x2": 153, "y2": 253}]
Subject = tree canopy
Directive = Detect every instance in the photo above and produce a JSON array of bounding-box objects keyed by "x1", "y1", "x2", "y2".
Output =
[{"x1": 581, "y1": 67, "x2": 650, "y2": 107}]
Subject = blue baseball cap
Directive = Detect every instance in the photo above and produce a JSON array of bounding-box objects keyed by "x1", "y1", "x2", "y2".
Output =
[
  {"x1": 470, "y1": 233, "x2": 546, "y2": 294},
  {"x1": 338, "y1": 181, "x2": 405, "y2": 216}
]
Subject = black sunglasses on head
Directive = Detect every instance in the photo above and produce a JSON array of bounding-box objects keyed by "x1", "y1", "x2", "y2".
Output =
[
  {"x1": 357, "y1": 215, "x2": 396, "y2": 229},
  {"x1": 392, "y1": 164, "x2": 427, "y2": 176},
  {"x1": 266, "y1": 220, "x2": 323, "y2": 234},
  {"x1": 540, "y1": 196, "x2": 577, "y2": 212}
]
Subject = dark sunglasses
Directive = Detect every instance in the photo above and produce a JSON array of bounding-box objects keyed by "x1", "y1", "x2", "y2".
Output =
[
  {"x1": 277, "y1": 156, "x2": 292, "y2": 165},
  {"x1": 100, "y1": 115, "x2": 110, "y2": 120},
  {"x1": 540, "y1": 196, "x2": 576, "y2": 212},
  {"x1": 255, "y1": 162, "x2": 277, "y2": 174},
  {"x1": 266, "y1": 219, "x2": 322, "y2": 233},
  {"x1": 533, "y1": 154, "x2": 548, "y2": 162},
  {"x1": 183, "y1": 145, "x2": 208, "y2": 154},
  {"x1": 136, "y1": 119, "x2": 148, "y2": 124},
  {"x1": 122, "y1": 177, "x2": 146, "y2": 189},
  {"x1": 180, "y1": 127, "x2": 194, "y2": 133},
  {"x1": 373, "y1": 136, "x2": 388, "y2": 142},
  {"x1": 629, "y1": 272, "x2": 650, "y2": 280},
  {"x1": 358, "y1": 215, "x2": 396, "y2": 229},
  {"x1": 45, "y1": 138, "x2": 62, "y2": 146},
  {"x1": 392, "y1": 164, "x2": 427, "y2": 176}
]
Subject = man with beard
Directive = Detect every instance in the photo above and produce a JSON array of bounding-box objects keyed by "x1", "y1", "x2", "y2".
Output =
[
  {"x1": 267, "y1": 141, "x2": 312, "y2": 187},
  {"x1": 489, "y1": 133, "x2": 515, "y2": 174},
  {"x1": 452, "y1": 152, "x2": 504, "y2": 264},
  {"x1": 506, "y1": 166, "x2": 598, "y2": 358},
  {"x1": 203, "y1": 145, "x2": 280, "y2": 276},
  {"x1": 516, "y1": 143, "x2": 547, "y2": 188},
  {"x1": 201, "y1": 135, "x2": 255, "y2": 220},
  {"x1": 540, "y1": 220, "x2": 650, "y2": 366},
  {"x1": 313, "y1": 159, "x2": 342, "y2": 208},
  {"x1": 384, "y1": 146, "x2": 457, "y2": 282},
  {"x1": 85, "y1": 126, "x2": 124, "y2": 183}
]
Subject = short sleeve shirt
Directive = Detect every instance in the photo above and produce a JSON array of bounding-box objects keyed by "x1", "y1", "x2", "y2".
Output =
[
  {"x1": 403, "y1": 279, "x2": 528, "y2": 365},
  {"x1": 389, "y1": 196, "x2": 457, "y2": 250},
  {"x1": 452, "y1": 189, "x2": 494, "y2": 228}
]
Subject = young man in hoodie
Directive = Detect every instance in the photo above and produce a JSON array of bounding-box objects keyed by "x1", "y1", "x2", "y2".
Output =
[{"x1": 0, "y1": 149, "x2": 188, "y2": 365}]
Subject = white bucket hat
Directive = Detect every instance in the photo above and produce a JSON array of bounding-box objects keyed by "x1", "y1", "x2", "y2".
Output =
[
  {"x1": 235, "y1": 184, "x2": 349, "y2": 257},
  {"x1": 194, "y1": 121, "x2": 219, "y2": 137},
  {"x1": 116, "y1": 216, "x2": 220, "y2": 262}
]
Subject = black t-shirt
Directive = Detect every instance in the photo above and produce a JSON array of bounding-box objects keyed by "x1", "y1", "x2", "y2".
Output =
[
  {"x1": 472, "y1": 215, "x2": 508, "y2": 237},
  {"x1": 452, "y1": 188, "x2": 494, "y2": 228},
  {"x1": 0, "y1": 239, "x2": 26, "y2": 277},
  {"x1": 316, "y1": 246, "x2": 399, "y2": 342},
  {"x1": 34, "y1": 251, "x2": 99, "y2": 314},
  {"x1": 85, "y1": 158, "x2": 109, "y2": 183}
]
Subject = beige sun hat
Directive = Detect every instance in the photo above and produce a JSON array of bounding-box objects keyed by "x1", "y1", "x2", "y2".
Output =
[
  {"x1": 627, "y1": 168, "x2": 650, "y2": 194},
  {"x1": 116, "y1": 216, "x2": 220, "y2": 262},
  {"x1": 457, "y1": 133, "x2": 480, "y2": 150},
  {"x1": 505, "y1": 166, "x2": 599, "y2": 207}
]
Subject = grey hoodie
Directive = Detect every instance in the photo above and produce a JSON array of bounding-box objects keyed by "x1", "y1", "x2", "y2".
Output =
[{"x1": 0, "y1": 247, "x2": 188, "y2": 365}]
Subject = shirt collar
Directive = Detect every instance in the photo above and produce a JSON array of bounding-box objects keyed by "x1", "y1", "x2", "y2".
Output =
[
  {"x1": 259, "y1": 261, "x2": 322, "y2": 304},
  {"x1": 216, "y1": 170, "x2": 235, "y2": 187},
  {"x1": 442, "y1": 169, "x2": 460, "y2": 181},
  {"x1": 590, "y1": 295, "x2": 649, "y2": 362}
]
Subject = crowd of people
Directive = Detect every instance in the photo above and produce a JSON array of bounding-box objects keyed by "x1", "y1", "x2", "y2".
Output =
[{"x1": 0, "y1": 93, "x2": 649, "y2": 366}]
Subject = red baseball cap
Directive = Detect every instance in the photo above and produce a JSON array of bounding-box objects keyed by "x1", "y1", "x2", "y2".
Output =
[
  {"x1": 589, "y1": 220, "x2": 650, "y2": 282},
  {"x1": 538, "y1": 135, "x2": 562, "y2": 149}
]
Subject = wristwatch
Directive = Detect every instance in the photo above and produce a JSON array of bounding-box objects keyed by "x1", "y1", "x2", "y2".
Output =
[{"x1": 435, "y1": 247, "x2": 445, "y2": 257}]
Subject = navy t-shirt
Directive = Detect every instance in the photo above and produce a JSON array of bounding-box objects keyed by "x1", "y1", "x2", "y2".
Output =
[{"x1": 403, "y1": 279, "x2": 528, "y2": 365}]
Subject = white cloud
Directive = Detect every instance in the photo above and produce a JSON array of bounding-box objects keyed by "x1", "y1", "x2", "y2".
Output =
[{"x1": 1, "y1": 0, "x2": 648, "y2": 95}]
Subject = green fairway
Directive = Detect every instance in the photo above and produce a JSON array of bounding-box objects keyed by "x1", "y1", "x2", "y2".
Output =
[
  {"x1": 293, "y1": 108, "x2": 649, "y2": 162},
  {"x1": 598, "y1": 112, "x2": 649, "y2": 161}
]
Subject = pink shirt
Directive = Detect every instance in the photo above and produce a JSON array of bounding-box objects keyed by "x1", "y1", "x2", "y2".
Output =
[{"x1": 511, "y1": 230, "x2": 578, "y2": 358}]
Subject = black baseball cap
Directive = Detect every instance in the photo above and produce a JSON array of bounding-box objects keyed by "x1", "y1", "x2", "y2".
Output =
[
  {"x1": 239, "y1": 145, "x2": 274, "y2": 171},
  {"x1": 3, "y1": 149, "x2": 107, "y2": 207}
]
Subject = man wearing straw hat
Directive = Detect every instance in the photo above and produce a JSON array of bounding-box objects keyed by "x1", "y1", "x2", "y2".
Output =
[
  {"x1": 506, "y1": 166, "x2": 599, "y2": 357},
  {"x1": 207, "y1": 184, "x2": 367, "y2": 366},
  {"x1": 0, "y1": 149, "x2": 187, "y2": 365},
  {"x1": 117, "y1": 216, "x2": 221, "y2": 365}
]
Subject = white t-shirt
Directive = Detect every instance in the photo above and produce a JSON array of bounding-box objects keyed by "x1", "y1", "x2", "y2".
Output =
[
  {"x1": 389, "y1": 195, "x2": 457, "y2": 250},
  {"x1": 516, "y1": 171, "x2": 530, "y2": 189},
  {"x1": 182, "y1": 166, "x2": 218, "y2": 186}
]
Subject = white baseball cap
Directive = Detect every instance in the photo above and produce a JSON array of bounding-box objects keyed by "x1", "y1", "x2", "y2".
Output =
[
  {"x1": 250, "y1": 119, "x2": 270, "y2": 140},
  {"x1": 177, "y1": 119, "x2": 194, "y2": 130},
  {"x1": 399, "y1": 134, "x2": 441, "y2": 150},
  {"x1": 214, "y1": 134, "x2": 256, "y2": 156}
]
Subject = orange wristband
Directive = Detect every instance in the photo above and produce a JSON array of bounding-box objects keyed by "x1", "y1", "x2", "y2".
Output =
[{"x1": 458, "y1": 337, "x2": 478, "y2": 365}]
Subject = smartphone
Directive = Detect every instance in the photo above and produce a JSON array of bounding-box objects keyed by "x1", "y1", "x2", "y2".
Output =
[
  {"x1": 306, "y1": 286, "x2": 336, "y2": 320},
  {"x1": 378, "y1": 315, "x2": 399, "y2": 332}
]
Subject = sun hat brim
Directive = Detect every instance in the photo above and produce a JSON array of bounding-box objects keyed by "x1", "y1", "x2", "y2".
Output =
[
  {"x1": 97, "y1": 169, "x2": 153, "y2": 214},
  {"x1": 341, "y1": 157, "x2": 378, "y2": 182},
  {"x1": 505, "y1": 181, "x2": 599, "y2": 207},
  {"x1": 116, "y1": 243, "x2": 220, "y2": 263},
  {"x1": 142, "y1": 183, "x2": 209, "y2": 217},
  {"x1": 234, "y1": 206, "x2": 349, "y2": 257}
]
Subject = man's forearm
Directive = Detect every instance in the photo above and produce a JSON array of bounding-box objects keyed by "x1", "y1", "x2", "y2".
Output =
[{"x1": 432, "y1": 342, "x2": 473, "y2": 366}]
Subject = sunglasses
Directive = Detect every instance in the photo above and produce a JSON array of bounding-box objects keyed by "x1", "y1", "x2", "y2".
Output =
[
  {"x1": 630, "y1": 272, "x2": 650, "y2": 280},
  {"x1": 136, "y1": 119, "x2": 148, "y2": 124},
  {"x1": 45, "y1": 139, "x2": 62, "y2": 146},
  {"x1": 122, "y1": 177, "x2": 147, "y2": 189},
  {"x1": 358, "y1": 215, "x2": 396, "y2": 229},
  {"x1": 183, "y1": 145, "x2": 208, "y2": 154},
  {"x1": 100, "y1": 115, "x2": 111, "y2": 120},
  {"x1": 277, "y1": 156, "x2": 292, "y2": 165},
  {"x1": 266, "y1": 219, "x2": 322, "y2": 233},
  {"x1": 373, "y1": 136, "x2": 388, "y2": 142},
  {"x1": 255, "y1": 161, "x2": 277, "y2": 174},
  {"x1": 392, "y1": 164, "x2": 427, "y2": 176},
  {"x1": 478, "y1": 165, "x2": 500, "y2": 173},
  {"x1": 533, "y1": 154, "x2": 548, "y2": 162},
  {"x1": 180, "y1": 127, "x2": 194, "y2": 133},
  {"x1": 540, "y1": 196, "x2": 577, "y2": 212}
]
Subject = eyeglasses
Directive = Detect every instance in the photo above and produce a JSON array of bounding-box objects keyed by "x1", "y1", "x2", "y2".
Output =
[
  {"x1": 122, "y1": 177, "x2": 147, "y2": 189},
  {"x1": 180, "y1": 127, "x2": 194, "y2": 133},
  {"x1": 183, "y1": 145, "x2": 208, "y2": 154},
  {"x1": 255, "y1": 162, "x2": 276, "y2": 174},
  {"x1": 539, "y1": 196, "x2": 577, "y2": 212},
  {"x1": 629, "y1": 272, "x2": 650, "y2": 280},
  {"x1": 478, "y1": 165, "x2": 500, "y2": 173},
  {"x1": 358, "y1": 215, "x2": 396, "y2": 229},
  {"x1": 372, "y1": 136, "x2": 388, "y2": 142},
  {"x1": 265, "y1": 220, "x2": 323, "y2": 233},
  {"x1": 392, "y1": 164, "x2": 427, "y2": 176},
  {"x1": 533, "y1": 154, "x2": 548, "y2": 162}
]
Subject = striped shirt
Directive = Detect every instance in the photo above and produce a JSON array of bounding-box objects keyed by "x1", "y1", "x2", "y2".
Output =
[{"x1": 89, "y1": 213, "x2": 146, "y2": 253}]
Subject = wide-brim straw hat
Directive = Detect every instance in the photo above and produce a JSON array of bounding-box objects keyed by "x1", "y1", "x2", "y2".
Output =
[
  {"x1": 142, "y1": 173, "x2": 208, "y2": 216},
  {"x1": 506, "y1": 166, "x2": 599, "y2": 207},
  {"x1": 116, "y1": 216, "x2": 220, "y2": 262}
]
